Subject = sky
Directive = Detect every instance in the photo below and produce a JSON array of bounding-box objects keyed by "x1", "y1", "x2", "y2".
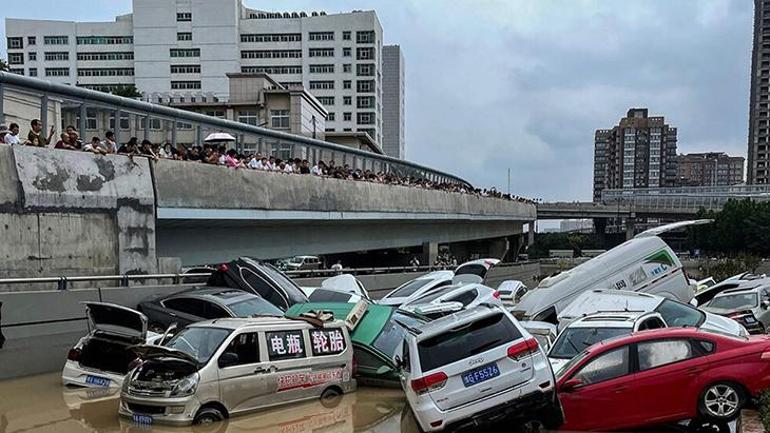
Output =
[{"x1": 0, "y1": 0, "x2": 755, "y2": 202}]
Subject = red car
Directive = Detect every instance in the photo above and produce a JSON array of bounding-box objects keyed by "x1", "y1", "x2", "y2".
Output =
[{"x1": 555, "y1": 328, "x2": 770, "y2": 432}]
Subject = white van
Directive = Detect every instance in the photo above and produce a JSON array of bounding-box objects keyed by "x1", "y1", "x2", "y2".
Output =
[{"x1": 512, "y1": 220, "x2": 710, "y2": 323}]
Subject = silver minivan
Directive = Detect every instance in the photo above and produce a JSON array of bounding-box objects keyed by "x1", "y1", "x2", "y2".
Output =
[{"x1": 119, "y1": 317, "x2": 356, "y2": 426}]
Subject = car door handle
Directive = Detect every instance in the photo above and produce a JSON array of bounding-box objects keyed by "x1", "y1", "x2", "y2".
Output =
[{"x1": 254, "y1": 366, "x2": 275, "y2": 374}]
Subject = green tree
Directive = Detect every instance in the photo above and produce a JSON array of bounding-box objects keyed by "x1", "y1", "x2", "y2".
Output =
[
  {"x1": 109, "y1": 84, "x2": 142, "y2": 98},
  {"x1": 688, "y1": 198, "x2": 770, "y2": 257}
]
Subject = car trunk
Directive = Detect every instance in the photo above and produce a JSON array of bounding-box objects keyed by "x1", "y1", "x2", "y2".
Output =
[{"x1": 79, "y1": 332, "x2": 141, "y2": 375}]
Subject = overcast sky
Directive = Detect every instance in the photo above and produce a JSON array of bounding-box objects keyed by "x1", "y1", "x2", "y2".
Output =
[{"x1": 0, "y1": 1, "x2": 754, "y2": 201}]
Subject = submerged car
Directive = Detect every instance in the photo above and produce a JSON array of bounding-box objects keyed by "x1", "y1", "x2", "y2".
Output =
[
  {"x1": 378, "y1": 270, "x2": 454, "y2": 307},
  {"x1": 62, "y1": 302, "x2": 162, "y2": 389},
  {"x1": 692, "y1": 274, "x2": 770, "y2": 307},
  {"x1": 138, "y1": 287, "x2": 283, "y2": 332},
  {"x1": 400, "y1": 283, "x2": 502, "y2": 319},
  {"x1": 207, "y1": 257, "x2": 309, "y2": 310},
  {"x1": 702, "y1": 285, "x2": 770, "y2": 334},
  {"x1": 285, "y1": 301, "x2": 426, "y2": 387},
  {"x1": 300, "y1": 274, "x2": 370, "y2": 302},
  {"x1": 556, "y1": 328, "x2": 770, "y2": 431},
  {"x1": 120, "y1": 317, "x2": 355, "y2": 426}
]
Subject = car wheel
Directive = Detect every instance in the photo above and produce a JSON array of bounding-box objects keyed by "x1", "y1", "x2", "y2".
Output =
[
  {"x1": 320, "y1": 387, "x2": 342, "y2": 409},
  {"x1": 698, "y1": 382, "x2": 744, "y2": 422},
  {"x1": 193, "y1": 407, "x2": 225, "y2": 426}
]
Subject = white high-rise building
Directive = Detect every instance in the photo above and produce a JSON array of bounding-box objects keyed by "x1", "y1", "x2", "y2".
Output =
[
  {"x1": 382, "y1": 45, "x2": 405, "y2": 159},
  {"x1": 5, "y1": 0, "x2": 405, "y2": 152}
]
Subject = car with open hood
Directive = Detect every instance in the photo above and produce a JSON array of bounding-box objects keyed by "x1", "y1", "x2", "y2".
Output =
[
  {"x1": 285, "y1": 301, "x2": 427, "y2": 387},
  {"x1": 62, "y1": 302, "x2": 162, "y2": 389},
  {"x1": 399, "y1": 283, "x2": 502, "y2": 319},
  {"x1": 120, "y1": 316, "x2": 355, "y2": 426},
  {"x1": 207, "y1": 257, "x2": 309, "y2": 310}
]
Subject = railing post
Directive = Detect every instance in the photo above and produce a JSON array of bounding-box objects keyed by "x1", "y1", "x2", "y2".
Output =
[
  {"x1": 57, "y1": 277, "x2": 68, "y2": 291},
  {"x1": 0, "y1": 82, "x2": 5, "y2": 125},
  {"x1": 79, "y1": 103, "x2": 87, "y2": 135},
  {"x1": 196, "y1": 124, "x2": 202, "y2": 145},
  {"x1": 114, "y1": 109, "x2": 122, "y2": 144},
  {"x1": 171, "y1": 119, "x2": 177, "y2": 147},
  {"x1": 144, "y1": 115, "x2": 150, "y2": 141}
]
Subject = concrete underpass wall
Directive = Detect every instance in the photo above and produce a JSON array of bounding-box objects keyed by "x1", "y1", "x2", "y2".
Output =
[{"x1": 0, "y1": 147, "x2": 157, "y2": 288}]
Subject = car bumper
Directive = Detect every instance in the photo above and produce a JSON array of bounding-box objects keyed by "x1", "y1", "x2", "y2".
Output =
[
  {"x1": 62, "y1": 361, "x2": 126, "y2": 388},
  {"x1": 119, "y1": 392, "x2": 201, "y2": 426},
  {"x1": 445, "y1": 389, "x2": 561, "y2": 432}
]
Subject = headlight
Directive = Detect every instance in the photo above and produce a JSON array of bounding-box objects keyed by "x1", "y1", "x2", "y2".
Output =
[{"x1": 170, "y1": 373, "x2": 199, "y2": 397}]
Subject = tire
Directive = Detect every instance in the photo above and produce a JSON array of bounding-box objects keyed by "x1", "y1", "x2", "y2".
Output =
[
  {"x1": 320, "y1": 387, "x2": 342, "y2": 409},
  {"x1": 698, "y1": 382, "x2": 744, "y2": 422},
  {"x1": 193, "y1": 407, "x2": 225, "y2": 426}
]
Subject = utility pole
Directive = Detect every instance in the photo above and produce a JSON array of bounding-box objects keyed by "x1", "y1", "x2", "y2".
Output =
[{"x1": 507, "y1": 168, "x2": 511, "y2": 195}]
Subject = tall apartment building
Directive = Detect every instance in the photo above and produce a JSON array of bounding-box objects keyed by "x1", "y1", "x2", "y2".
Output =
[
  {"x1": 5, "y1": 0, "x2": 405, "y2": 155},
  {"x1": 675, "y1": 152, "x2": 745, "y2": 187},
  {"x1": 749, "y1": 0, "x2": 770, "y2": 184},
  {"x1": 382, "y1": 45, "x2": 405, "y2": 159},
  {"x1": 593, "y1": 108, "x2": 678, "y2": 202}
]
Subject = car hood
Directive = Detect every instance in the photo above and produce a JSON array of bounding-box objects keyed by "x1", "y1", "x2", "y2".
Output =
[
  {"x1": 131, "y1": 344, "x2": 199, "y2": 366},
  {"x1": 85, "y1": 302, "x2": 147, "y2": 340},
  {"x1": 700, "y1": 311, "x2": 748, "y2": 336}
]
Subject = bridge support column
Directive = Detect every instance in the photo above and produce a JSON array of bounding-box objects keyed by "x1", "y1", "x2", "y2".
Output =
[
  {"x1": 626, "y1": 217, "x2": 636, "y2": 240},
  {"x1": 489, "y1": 237, "x2": 510, "y2": 261},
  {"x1": 528, "y1": 222, "x2": 535, "y2": 247},
  {"x1": 422, "y1": 242, "x2": 438, "y2": 267}
]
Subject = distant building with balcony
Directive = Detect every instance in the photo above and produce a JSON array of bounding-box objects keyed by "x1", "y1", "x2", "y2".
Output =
[{"x1": 675, "y1": 152, "x2": 745, "y2": 187}]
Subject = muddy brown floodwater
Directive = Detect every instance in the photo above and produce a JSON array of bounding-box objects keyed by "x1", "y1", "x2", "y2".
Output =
[{"x1": 0, "y1": 373, "x2": 419, "y2": 433}]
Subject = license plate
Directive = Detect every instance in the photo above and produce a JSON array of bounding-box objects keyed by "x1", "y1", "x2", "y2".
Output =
[
  {"x1": 85, "y1": 375, "x2": 111, "y2": 387},
  {"x1": 745, "y1": 316, "x2": 757, "y2": 324},
  {"x1": 462, "y1": 363, "x2": 500, "y2": 387},
  {"x1": 132, "y1": 414, "x2": 154, "y2": 425}
]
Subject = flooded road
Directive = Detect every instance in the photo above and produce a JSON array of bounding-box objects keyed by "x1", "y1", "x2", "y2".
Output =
[{"x1": 0, "y1": 373, "x2": 415, "y2": 433}]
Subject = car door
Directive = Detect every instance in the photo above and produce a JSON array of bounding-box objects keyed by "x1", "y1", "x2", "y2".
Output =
[
  {"x1": 559, "y1": 346, "x2": 634, "y2": 431},
  {"x1": 262, "y1": 328, "x2": 314, "y2": 404},
  {"x1": 627, "y1": 338, "x2": 710, "y2": 425},
  {"x1": 217, "y1": 331, "x2": 272, "y2": 414},
  {"x1": 159, "y1": 297, "x2": 207, "y2": 327}
]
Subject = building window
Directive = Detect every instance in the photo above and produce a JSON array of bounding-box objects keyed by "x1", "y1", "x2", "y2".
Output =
[
  {"x1": 343, "y1": 128, "x2": 352, "y2": 132},
  {"x1": 205, "y1": 110, "x2": 225, "y2": 119},
  {"x1": 270, "y1": 110, "x2": 290, "y2": 129},
  {"x1": 343, "y1": 47, "x2": 352, "y2": 57},
  {"x1": 27, "y1": 36, "x2": 36, "y2": 45},
  {"x1": 43, "y1": 36, "x2": 69, "y2": 45},
  {"x1": 28, "y1": 52, "x2": 37, "y2": 61},
  {"x1": 308, "y1": 48, "x2": 334, "y2": 57},
  {"x1": 8, "y1": 53, "x2": 23, "y2": 64},
  {"x1": 342, "y1": 31, "x2": 351, "y2": 41},
  {"x1": 328, "y1": 112, "x2": 336, "y2": 121},
  {"x1": 86, "y1": 110, "x2": 98, "y2": 130},
  {"x1": 76, "y1": 36, "x2": 133, "y2": 45},
  {"x1": 44, "y1": 52, "x2": 69, "y2": 61},
  {"x1": 170, "y1": 80, "x2": 201, "y2": 90},
  {"x1": 7, "y1": 37, "x2": 23, "y2": 49},
  {"x1": 170, "y1": 64, "x2": 201, "y2": 74},
  {"x1": 356, "y1": 80, "x2": 375, "y2": 93},
  {"x1": 308, "y1": 32, "x2": 334, "y2": 41},
  {"x1": 356, "y1": 30, "x2": 375, "y2": 44},
  {"x1": 309, "y1": 81, "x2": 335, "y2": 90},
  {"x1": 8, "y1": 68, "x2": 24, "y2": 76},
  {"x1": 325, "y1": 128, "x2": 335, "y2": 132},
  {"x1": 78, "y1": 68, "x2": 134, "y2": 76},
  {"x1": 317, "y1": 97, "x2": 335, "y2": 106},
  {"x1": 177, "y1": 32, "x2": 192, "y2": 41},
  {"x1": 140, "y1": 117, "x2": 162, "y2": 130},
  {"x1": 177, "y1": 12, "x2": 192, "y2": 21},
  {"x1": 241, "y1": 50, "x2": 301, "y2": 59},
  {"x1": 45, "y1": 67, "x2": 70, "y2": 77},
  {"x1": 28, "y1": 68, "x2": 37, "y2": 77},
  {"x1": 240, "y1": 33, "x2": 301, "y2": 42},
  {"x1": 109, "y1": 114, "x2": 131, "y2": 130},
  {"x1": 357, "y1": 96, "x2": 375, "y2": 108},
  {"x1": 170, "y1": 48, "x2": 200, "y2": 57},
  {"x1": 358, "y1": 128, "x2": 375, "y2": 138},
  {"x1": 343, "y1": 64, "x2": 352, "y2": 73},
  {"x1": 357, "y1": 47, "x2": 375, "y2": 60},
  {"x1": 356, "y1": 63, "x2": 375, "y2": 76},
  {"x1": 241, "y1": 65, "x2": 302, "y2": 74},
  {"x1": 343, "y1": 96, "x2": 352, "y2": 105},
  {"x1": 343, "y1": 80, "x2": 352, "y2": 89},
  {"x1": 77, "y1": 52, "x2": 134, "y2": 61},
  {"x1": 357, "y1": 112, "x2": 375, "y2": 125},
  {"x1": 343, "y1": 112, "x2": 352, "y2": 121},
  {"x1": 237, "y1": 111, "x2": 258, "y2": 126},
  {"x1": 309, "y1": 64, "x2": 335, "y2": 74}
]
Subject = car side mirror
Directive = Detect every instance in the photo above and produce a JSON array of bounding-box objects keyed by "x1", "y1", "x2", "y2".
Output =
[
  {"x1": 560, "y1": 378, "x2": 583, "y2": 393},
  {"x1": 376, "y1": 365, "x2": 394, "y2": 375},
  {"x1": 393, "y1": 355, "x2": 403, "y2": 369},
  {"x1": 218, "y1": 352, "x2": 239, "y2": 368}
]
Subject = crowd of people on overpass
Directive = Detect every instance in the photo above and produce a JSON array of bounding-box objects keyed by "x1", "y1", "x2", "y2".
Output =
[{"x1": 0, "y1": 120, "x2": 537, "y2": 205}]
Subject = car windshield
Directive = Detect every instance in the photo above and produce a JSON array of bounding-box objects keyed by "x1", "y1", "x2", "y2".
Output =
[
  {"x1": 655, "y1": 299, "x2": 705, "y2": 327},
  {"x1": 164, "y1": 327, "x2": 231, "y2": 364},
  {"x1": 388, "y1": 279, "x2": 432, "y2": 298},
  {"x1": 706, "y1": 293, "x2": 758, "y2": 311},
  {"x1": 227, "y1": 298, "x2": 283, "y2": 317},
  {"x1": 372, "y1": 311, "x2": 425, "y2": 358},
  {"x1": 549, "y1": 327, "x2": 630, "y2": 359}
]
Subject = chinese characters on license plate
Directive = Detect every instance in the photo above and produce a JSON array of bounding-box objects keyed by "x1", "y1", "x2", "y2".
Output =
[{"x1": 462, "y1": 363, "x2": 500, "y2": 387}]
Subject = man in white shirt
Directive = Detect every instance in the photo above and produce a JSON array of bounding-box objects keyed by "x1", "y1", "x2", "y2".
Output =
[{"x1": 3, "y1": 123, "x2": 22, "y2": 145}]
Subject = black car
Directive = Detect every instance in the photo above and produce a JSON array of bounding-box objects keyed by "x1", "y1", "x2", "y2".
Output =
[
  {"x1": 207, "y1": 257, "x2": 309, "y2": 310},
  {"x1": 137, "y1": 287, "x2": 283, "y2": 332}
]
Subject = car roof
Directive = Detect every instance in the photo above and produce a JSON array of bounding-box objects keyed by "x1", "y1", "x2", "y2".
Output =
[
  {"x1": 558, "y1": 290, "x2": 662, "y2": 319},
  {"x1": 579, "y1": 328, "x2": 726, "y2": 357},
  {"x1": 188, "y1": 316, "x2": 343, "y2": 331},
  {"x1": 568, "y1": 312, "x2": 650, "y2": 329},
  {"x1": 284, "y1": 302, "x2": 394, "y2": 345},
  {"x1": 169, "y1": 287, "x2": 257, "y2": 306},
  {"x1": 413, "y1": 304, "x2": 503, "y2": 340}
]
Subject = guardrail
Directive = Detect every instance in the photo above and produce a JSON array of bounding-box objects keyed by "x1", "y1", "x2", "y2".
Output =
[
  {"x1": 0, "y1": 71, "x2": 470, "y2": 186},
  {"x1": 601, "y1": 185, "x2": 770, "y2": 211}
]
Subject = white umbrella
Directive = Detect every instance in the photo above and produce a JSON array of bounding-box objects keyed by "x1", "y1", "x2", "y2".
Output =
[{"x1": 204, "y1": 132, "x2": 236, "y2": 142}]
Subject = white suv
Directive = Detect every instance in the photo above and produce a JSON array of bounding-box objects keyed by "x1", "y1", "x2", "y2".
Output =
[{"x1": 399, "y1": 304, "x2": 562, "y2": 432}]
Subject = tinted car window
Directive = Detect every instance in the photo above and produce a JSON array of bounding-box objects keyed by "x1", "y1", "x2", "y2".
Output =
[
  {"x1": 418, "y1": 313, "x2": 521, "y2": 372},
  {"x1": 388, "y1": 279, "x2": 432, "y2": 298},
  {"x1": 227, "y1": 298, "x2": 283, "y2": 317},
  {"x1": 706, "y1": 293, "x2": 758, "y2": 310},
  {"x1": 573, "y1": 346, "x2": 630, "y2": 385},
  {"x1": 163, "y1": 298, "x2": 207, "y2": 317},
  {"x1": 221, "y1": 332, "x2": 260, "y2": 366},
  {"x1": 201, "y1": 301, "x2": 229, "y2": 320},
  {"x1": 266, "y1": 330, "x2": 306, "y2": 361},
  {"x1": 655, "y1": 299, "x2": 705, "y2": 327},
  {"x1": 637, "y1": 339, "x2": 693, "y2": 371},
  {"x1": 447, "y1": 289, "x2": 478, "y2": 307},
  {"x1": 412, "y1": 286, "x2": 458, "y2": 304},
  {"x1": 637, "y1": 317, "x2": 666, "y2": 331},
  {"x1": 373, "y1": 311, "x2": 424, "y2": 358},
  {"x1": 242, "y1": 269, "x2": 287, "y2": 310},
  {"x1": 307, "y1": 289, "x2": 353, "y2": 303},
  {"x1": 455, "y1": 264, "x2": 486, "y2": 277},
  {"x1": 549, "y1": 327, "x2": 631, "y2": 359}
]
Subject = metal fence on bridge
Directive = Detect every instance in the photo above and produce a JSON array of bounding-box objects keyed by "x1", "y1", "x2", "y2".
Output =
[
  {"x1": 601, "y1": 185, "x2": 770, "y2": 211},
  {"x1": 0, "y1": 71, "x2": 469, "y2": 186}
]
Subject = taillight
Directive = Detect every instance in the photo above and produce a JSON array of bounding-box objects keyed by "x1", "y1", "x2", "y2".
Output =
[
  {"x1": 67, "y1": 348, "x2": 81, "y2": 362},
  {"x1": 218, "y1": 263, "x2": 229, "y2": 272},
  {"x1": 508, "y1": 337, "x2": 539, "y2": 359},
  {"x1": 410, "y1": 372, "x2": 448, "y2": 394},
  {"x1": 493, "y1": 291, "x2": 501, "y2": 299}
]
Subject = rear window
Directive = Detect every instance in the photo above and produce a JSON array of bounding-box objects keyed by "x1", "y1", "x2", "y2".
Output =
[
  {"x1": 411, "y1": 286, "x2": 458, "y2": 304},
  {"x1": 417, "y1": 313, "x2": 521, "y2": 372},
  {"x1": 455, "y1": 264, "x2": 486, "y2": 277},
  {"x1": 389, "y1": 279, "x2": 432, "y2": 298},
  {"x1": 307, "y1": 289, "x2": 353, "y2": 303},
  {"x1": 227, "y1": 298, "x2": 283, "y2": 317}
]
